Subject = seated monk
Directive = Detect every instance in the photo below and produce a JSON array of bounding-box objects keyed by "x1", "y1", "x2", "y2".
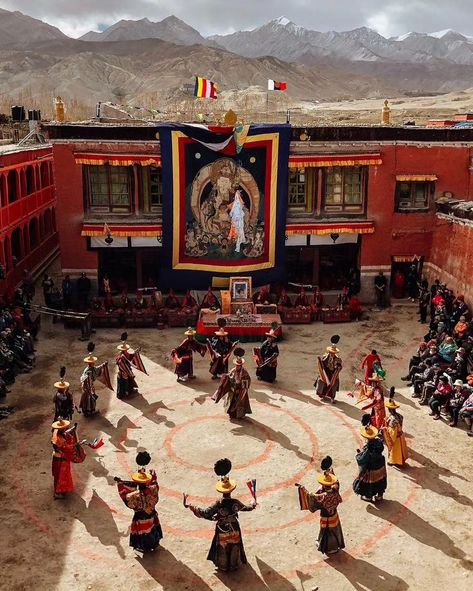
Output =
[
  {"x1": 165, "y1": 288, "x2": 181, "y2": 310},
  {"x1": 182, "y1": 289, "x2": 198, "y2": 313},
  {"x1": 134, "y1": 293, "x2": 148, "y2": 311},
  {"x1": 294, "y1": 287, "x2": 309, "y2": 308},
  {"x1": 254, "y1": 286, "x2": 271, "y2": 305},
  {"x1": 277, "y1": 288, "x2": 292, "y2": 309},
  {"x1": 200, "y1": 286, "x2": 220, "y2": 310},
  {"x1": 120, "y1": 290, "x2": 131, "y2": 311},
  {"x1": 104, "y1": 292, "x2": 115, "y2": 312},
  {"x1": 91, "y1": 297, "x2": 105, "y2": 314}
]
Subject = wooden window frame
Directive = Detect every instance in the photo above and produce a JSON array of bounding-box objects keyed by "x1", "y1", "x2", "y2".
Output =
[
  {"x1": 288, "y1": 168, "x2": 315, "y2": 215},
  {"x1": 139, "y1": 166, "x2": 163, "y2": 215},
  {"x1": 321, "y1": 166, "x2": 367, "y2": 216},
  {"x1": 85, "y1": 165, "x2": 134, "y2": 214},
  {"x1": 395, "y1": 181, "x2": 434, "y2": 212}
]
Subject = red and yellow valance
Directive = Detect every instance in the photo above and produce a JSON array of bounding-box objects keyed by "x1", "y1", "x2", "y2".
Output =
[
  {"x1": 288, "y1": 153, "x2": 382, "y2": 169},
  {"x1": 75, "y1": 153, "x2": 161, "y2": 166},
  {"x1": 286, "y1": 221, "x2": 375, "y2": 236},
  {"x1": 396, "y1": 174, "x2": 437, "y2": 182},
  {"x1": 81, "y1": 223, "x2": 163, "y2": 237}
]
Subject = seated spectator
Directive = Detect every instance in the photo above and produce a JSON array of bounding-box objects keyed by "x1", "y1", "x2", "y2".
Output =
[
  {"x1": 453, "y1": 315, "x2": 469, "y2": 340},
  {"x1": 438, "y1": 336, "x2": 458, "y2": 363},
  {"x1": 134, "y1": 293, "x2": 148, "y2": 310},
  {"x1": 459, "y1": 392, "x2": 473, "y2": 436},
  {"x1": 428, "y1": 375, "x2": 453, "y2": 420},
  {"x1": 447, "y1": 380, "x2": 471, "y2": 427}
]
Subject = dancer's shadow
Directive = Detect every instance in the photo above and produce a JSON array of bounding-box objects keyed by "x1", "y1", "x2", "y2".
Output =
[
  {"x1": 92, "y1": 413, "x2": 141, "y2": 452},
  {"x1": 135, "y1": 547, "x2": 214, "y2": 590},
  {"x1": 328, "y1": 550, "x2": 409, "y2": 591},
  {"x1": 367, "y1": 501, "x2": 473, "y2": 570},
  {"x1": 231, "y1": 417, "x2": 313, "y2": 463},
  {"x1": 256, "y1": 557, "x2": 299, "y2": 590},
  {"x1": 406, "y1": 448, "x2": 472, "y2": 508},
  {"x1": 122, "y1": 396, "x2": 175, "y2": 428},
  {"x1": 331, "y1": 399, "x2": 363, "y2": 422},
  {"x1": 84, "y1": 453, "x2": 116, "y2": 486},
  {"x1": 274, "y1": 388, "x2": 321, "y2": 407},
  {"x1": 72, "y1": 490, "x2": 127, "y2": 559},
  {"x1": 215, "y1": 562, "x2": 270, "y2": 590}
]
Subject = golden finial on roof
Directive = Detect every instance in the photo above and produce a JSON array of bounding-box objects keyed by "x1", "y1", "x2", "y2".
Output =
[
  {"x1": 224, "y1": 109, "x2": 238, "y2": 127},
  {"x1": 382, "y1": 99, "x2": 391, "y2": 125}
]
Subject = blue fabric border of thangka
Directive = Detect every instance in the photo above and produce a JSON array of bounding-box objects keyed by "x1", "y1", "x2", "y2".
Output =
[{"x1": 157, "y1": 123, "x2": 291, "y2": 290}]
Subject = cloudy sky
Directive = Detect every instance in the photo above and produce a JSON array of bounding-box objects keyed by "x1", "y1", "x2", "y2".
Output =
[{"x1": 1, "y1": 0, "x2": 473, "y2": 39}]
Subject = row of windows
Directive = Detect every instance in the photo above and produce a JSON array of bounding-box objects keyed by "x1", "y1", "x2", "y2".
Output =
[
  {"x1": 1, "y1": 208, "x2": 56, "y2": 273},
  {"x1": 84, "y1": 166, "x2": 162, "y2": 214},
  {"x1": 288, "y1": 167, "x2": 433, "y2": 215},
  {"x1": 82, "y1": 164, "x2": 433, "y2": 217},
  {"x1": 0, "y1": 161, "x2": 53, "y2": 207}
]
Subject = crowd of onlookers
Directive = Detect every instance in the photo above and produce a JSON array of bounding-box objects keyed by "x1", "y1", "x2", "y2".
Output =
[
  {"x1": 403, "y1": 278, "x2": 473, "y2": 436},
  {"x1": 0, "y1": 302, "x2": 37, "y2": 401}
]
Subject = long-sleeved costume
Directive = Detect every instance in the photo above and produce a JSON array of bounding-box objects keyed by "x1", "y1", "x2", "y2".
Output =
[
  {"x1": 117, "y1": 474, "x2": 163, "y2": 553},
  {"x1": 207, "y1": 337, "x2": 236, "y2": 379},
  {"x1": 79, "y1": 362, "x2": 107, "y2": 416},
  {"x1": 51, "y1": 428, "x2": 76, "y2": 495},
  {"x1": 383, "y1": 412, "x2": 408, "y2": 466},
  {"x1": 297, "y1": 484, "x2": 345, "y2": 555},
  {"x1": 189, "y1": 497, "x2": 254, "y2": 571},
  {"x1": 116, "y1": 351, "x2": 138, "y2": 399},
  {"x1": 315, "y1": 353, "x2": 342, "y2": 400},
  {"x1": 53, "y1": 388, "x2": 74, "y2": 421},
  {"x1": 171, "y1": 337, "x2": 206, "y2": 379},
  {"x1": 361, "y1": 386, "x2": 386, "y2": 430},
  {"x1": 212, "y1": 365, "x2": 252, "y2": 419},
  {"x1": 353, "y1": 438, "x2": 387, "y2": 499},
  {"x1": 361, "y1": 353, "x2": 382, "y2": 383},
  {"x1": 254, "y1": 339, "x2": 279, "y2": 383}
]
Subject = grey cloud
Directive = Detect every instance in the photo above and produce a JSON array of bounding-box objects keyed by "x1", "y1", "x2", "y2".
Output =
[{"x1": 1, "y1": 0, "x2": 473, "y2": 38}]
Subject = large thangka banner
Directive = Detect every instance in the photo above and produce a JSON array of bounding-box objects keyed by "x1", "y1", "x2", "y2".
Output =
[{"x1": 157, "y1": 123, "x2": 291, "y2": 289}]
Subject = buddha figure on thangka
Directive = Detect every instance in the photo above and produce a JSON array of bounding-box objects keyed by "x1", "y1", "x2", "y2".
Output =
[{"x1": 185, "y1": 157, "x2": 264, "y2": 260}]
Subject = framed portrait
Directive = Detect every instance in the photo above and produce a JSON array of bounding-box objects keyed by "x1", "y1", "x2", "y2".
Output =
[{"x1": 230, "y1": 277, "x2": 252, "y2": 301}]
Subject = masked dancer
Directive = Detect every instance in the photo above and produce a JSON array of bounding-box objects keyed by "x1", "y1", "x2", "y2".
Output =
[
  {"x1": 183, "y1": 458, "x2": 256, "y2": 571},
  {"x1": 315, "y1": 336, "x2": 342, "y2": 403},
  {"x1": 207, "y1": 319, "x2": 238, "y2": 380},
  {"x1": 212, "y1": 348, "x2": 252, "y2": 419},
  {"x1": 353, "y1": 414, "x2": 387, "y2": 503},
  {"x1": 171, "y1": 327, "x2": 206, "y2": 382},
  {"x1": 254, "y1": 325, "x2": 279, "y2": 384}
]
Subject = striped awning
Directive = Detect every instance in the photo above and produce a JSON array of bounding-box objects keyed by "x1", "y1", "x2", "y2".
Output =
[
  {"x1": 396, "y1": 174, "x2": 437, "y2": 182},
  {"x1": 288, "y1": 153, "x2": 382, "y2": 169},
  {"x1": 286, "y1": 221, "x2": 375, "y2": 236},
  {"x1": 81, "y1": 223, "x2": 163, "y2": 237},
  {"x1": 75, "y1": 153, "x2": 161, "y2": 166}
]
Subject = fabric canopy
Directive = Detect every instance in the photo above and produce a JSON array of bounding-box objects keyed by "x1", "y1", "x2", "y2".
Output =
[
  {"x1": 286, "y1": 221, "x2": 375, "y2": 236},
  {"x1": 288, "y1": 153, "x2": 382, "y2": 169},
  {"x1": 396, "y1": 174, "x2": 437, "y2": 182},
  {"x1": 75, "y1": 153, "x2": 161, "y2": 166},
  {"x1": 81, "y1": 223, "x2": 162, "y2": 237}
]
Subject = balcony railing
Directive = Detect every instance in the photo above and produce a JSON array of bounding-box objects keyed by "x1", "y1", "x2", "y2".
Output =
[{"x1": 0, "y1": 187, "x2": 56, "y2": 231}]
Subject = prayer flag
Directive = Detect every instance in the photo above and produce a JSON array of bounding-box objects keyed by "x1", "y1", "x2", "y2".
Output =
[
  {"x1": 246, "y1": 479, "x2": 257, "y2": 502},
  {"x1": 88, "y1": 437, "x2": 105, "y2": 450},
  {"x1": 194, "y1": 76, "x2": 218, "y2": 99},
  {"x1": 268, "y1": 79, "x2": 287, "y2": 91}
]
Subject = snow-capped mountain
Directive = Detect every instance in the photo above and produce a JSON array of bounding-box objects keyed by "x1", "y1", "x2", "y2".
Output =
[{"x1": 210, "y1": 17, "x2": 473, "y2": 65}]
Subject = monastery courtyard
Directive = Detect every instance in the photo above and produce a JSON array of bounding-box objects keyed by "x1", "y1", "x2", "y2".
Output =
[{"x1": 1, "y1": 305, "x2": 472, "y2": 591}]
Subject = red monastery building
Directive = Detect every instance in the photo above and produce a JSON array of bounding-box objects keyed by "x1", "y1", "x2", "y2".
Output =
[
  {"x1": 41, "y1": 122, "x2": 473, "y2": 302},
  {"x1": 0, "y1": 143, "x2": 59, "y2": 299}
]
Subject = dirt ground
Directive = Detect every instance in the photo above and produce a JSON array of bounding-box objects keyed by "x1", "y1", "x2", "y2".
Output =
[{"x1": 0, "y1": 305, "x2": 472, "y2": 591}]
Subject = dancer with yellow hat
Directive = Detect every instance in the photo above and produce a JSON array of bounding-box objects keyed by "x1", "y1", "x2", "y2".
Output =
[
  {"x1": 79, "y1": 342, "x2": 112, "y2": 416},
  {"x1": 53, "y1": 366, "x2": 74, "y2": 421},
  {"x1": 254, "y1": 323, "x2": 280, "y2": 384},
  {"x1": 51, "y1": 418, "x2": 75, "y2": 499},
  {"x1": 360, "y1": 373, "x2": 387, "y2": 430},
  {"x1": 115, "y1": 332, "x2": 148, "y2": 399},
  {"x1": 212, "y1": 348, "x2": 252, "y2": 419},
  {"x1": 115, "y1": 451, "x2": 163, "y2": 553},
  {"x1": 207, "y1": 318, "x2": 239, "y2": 380},
  {"x1": 171, "y1": 327, "x2": 206, "y2": 382},
  {"x1": 353, "y1": 414, "x2": 387, "y2": 502},
  {"x1": 296, "y1": 456, "x2": 345, "y2": 555},
  {"x1": 183, "y1": 458, "x2": 256, "y2": 571},
  {"x1": 383, "y1": 387, "x2": 408, "y2": 467},
  {"x1": 314, "y1": 335, "x2": 342, "y2": 403}
]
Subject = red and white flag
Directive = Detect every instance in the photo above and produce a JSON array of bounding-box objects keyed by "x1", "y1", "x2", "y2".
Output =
[{"x1": 268, "y1": 79, "x2": 287, "y2": 91}]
